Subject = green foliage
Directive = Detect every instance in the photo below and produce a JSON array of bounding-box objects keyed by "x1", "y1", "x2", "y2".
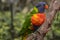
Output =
[{"x1": 0, "y1": 11, "x2": 24, "y2": 40}]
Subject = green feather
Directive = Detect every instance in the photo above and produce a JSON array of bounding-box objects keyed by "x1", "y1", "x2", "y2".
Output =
[{"x1": 19, "y1": 6, "x2": 38, "y2": 36}]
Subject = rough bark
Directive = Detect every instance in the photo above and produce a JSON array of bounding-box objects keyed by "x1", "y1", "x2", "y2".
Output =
[{"x1": 26, "y1": 0, "x2": 60, "y2": 40}]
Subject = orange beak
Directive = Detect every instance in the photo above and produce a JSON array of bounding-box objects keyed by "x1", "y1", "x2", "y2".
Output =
[{"x1": 45, "y1": 5, "x2": 48, "y2": 9}]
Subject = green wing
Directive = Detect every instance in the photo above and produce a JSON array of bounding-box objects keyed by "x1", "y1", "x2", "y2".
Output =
[{"x1": 19, "y1": 6, "x2": 38, "y2": 36}]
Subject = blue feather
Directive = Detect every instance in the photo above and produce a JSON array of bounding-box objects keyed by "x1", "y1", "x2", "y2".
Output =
[
  {"x1": 35, "y1": 2, "x2": 46, "y2": 13},
  {"x1": 33, "y1": 25, "x2": 40, "y2": 32}
]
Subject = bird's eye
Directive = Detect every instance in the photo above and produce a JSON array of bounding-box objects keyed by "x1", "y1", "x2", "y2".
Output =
[
  {"x1": 43, "y1": 4, "x2": 45, "y2": 6},
  {"x1": 39, "y1": 5, "x2": 41, "y2": 7},
  {"x1": 39, "y1": 5, "x2": 41, "y2": 6}
]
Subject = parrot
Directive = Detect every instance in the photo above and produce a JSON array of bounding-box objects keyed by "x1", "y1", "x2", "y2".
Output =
[{"x1": 18, "y1": 2, "x2": 48, "y2": 40}]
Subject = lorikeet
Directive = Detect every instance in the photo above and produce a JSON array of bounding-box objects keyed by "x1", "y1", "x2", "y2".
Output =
[
  {"x1": 31, "y1": 2, "x2": 48, "y2": 31},
  {"x1": 18, "y1": 2, "x2": 48, "y2": 40}
]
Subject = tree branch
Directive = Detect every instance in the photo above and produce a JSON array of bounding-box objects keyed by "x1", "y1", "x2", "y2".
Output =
[{"x1": 26, "y1": 0, "x2": 60, "y2": 40}]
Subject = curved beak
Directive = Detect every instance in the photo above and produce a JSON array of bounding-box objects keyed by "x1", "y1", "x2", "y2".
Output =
[{"x1": 45, "y1": 5, "x2": 48, "y2": 9}]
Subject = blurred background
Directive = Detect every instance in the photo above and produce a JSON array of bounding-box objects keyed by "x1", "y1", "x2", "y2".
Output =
[{"x1": 0, "y1": 0, "x2": 60, "y2": 40}]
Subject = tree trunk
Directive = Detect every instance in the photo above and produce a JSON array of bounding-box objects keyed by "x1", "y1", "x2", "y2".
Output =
[{"x1": 26, "y1": 0, "x2": 60, "y2": 40}]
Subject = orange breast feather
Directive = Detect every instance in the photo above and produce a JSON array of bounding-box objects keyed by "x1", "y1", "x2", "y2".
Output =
[{"x1": 31, "y1": 13, "x2": 46, "y2": 26}]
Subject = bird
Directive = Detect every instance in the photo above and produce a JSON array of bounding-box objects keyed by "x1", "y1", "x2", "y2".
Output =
[
  {"x1": 18, "y1": 2, "x2": 48, "y2": 40},
  {"x1": 30, "y1": 2, "x2": 48, "y2": 31}
]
